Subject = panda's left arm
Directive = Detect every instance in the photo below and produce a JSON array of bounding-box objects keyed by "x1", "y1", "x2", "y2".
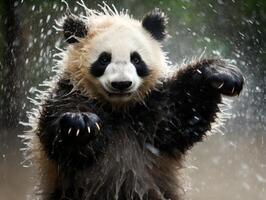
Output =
[
  {"x1": 37, "y1": 79, "x2": 106, "y2": 170},
  {"x1": 153, "y1": 59, "x2": 244, "y2": 154}
]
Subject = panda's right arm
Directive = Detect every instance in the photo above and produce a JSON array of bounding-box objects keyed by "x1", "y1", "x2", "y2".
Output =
[
  {"x1": 37, "y1": 79, "x2": 106, "y2": 169},
  {"x1": 150, "y1": 59, "x2": 244, "y2": 154}
]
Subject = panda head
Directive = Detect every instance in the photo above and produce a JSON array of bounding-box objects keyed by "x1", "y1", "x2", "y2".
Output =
[{"x1": 62, "y1": 6, "x2": 168, "y2": 106}]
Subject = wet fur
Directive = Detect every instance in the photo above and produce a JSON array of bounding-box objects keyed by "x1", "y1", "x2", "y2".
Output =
[
  {"x1": 27, "y1": 58, "x2": 243, "y2": 200},
  {"x1": 22, "y1": 3, "x2": 244, "y2": 200}
]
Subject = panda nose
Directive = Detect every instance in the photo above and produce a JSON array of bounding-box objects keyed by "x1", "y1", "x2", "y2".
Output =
[{"x1": 111, "y1": 81, "x2": 132, "y2": 91}]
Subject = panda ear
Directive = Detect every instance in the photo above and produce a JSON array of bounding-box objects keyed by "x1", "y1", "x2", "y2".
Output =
[
  {"x1": 142, "y1": 8, "x2": 168, "y2": 42},
  {"x1": 63, "y1": 16, "x2": 88, "y2": 44}
]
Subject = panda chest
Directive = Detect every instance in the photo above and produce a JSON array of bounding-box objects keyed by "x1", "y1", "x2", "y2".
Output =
[{"x1": 75, "y1": 130, "x2": 159, "y2": 199}]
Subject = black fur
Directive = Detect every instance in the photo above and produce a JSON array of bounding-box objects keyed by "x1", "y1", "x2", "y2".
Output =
[
  {"x1": 131, "y1": 51, "x2": 150, "y2": 77},
  {"x1": 37, "y1": 59, "x2": 244, "y2": 199},
  {"x1": 90, "y1": 52, "x2": 112, "y2": 77},
  {"x1": 63, "y1": 16, "x2": 88, "y2": 43},
  {"x1": 142, "y1": 9, "x2": 167, "y2": 41},
  {"x1": 38, "y1": 80, "x2": 107, "y2": 170}
]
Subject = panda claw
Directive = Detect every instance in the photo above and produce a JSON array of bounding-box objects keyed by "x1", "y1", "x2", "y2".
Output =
[
  {"x1": 231, "y1": 87, "x2": 235, "y2": 94},
  {"x1": 95, "y1": 122, "x2": 100, "y2": 131},
  {"x1": 59, "y1": 112, "x2": 101, "y2": 137},
  {"x1": 217, "y1": 81, "x2": 224, "y2": 89},
  {"x1": 76, "y1": 129, "x2": 80, "y2": 136}
]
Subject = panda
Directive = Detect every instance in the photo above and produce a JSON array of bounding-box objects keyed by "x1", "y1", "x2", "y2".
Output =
[{"x1": 22, "y1": 2, "x2": 244, "y2": 200}]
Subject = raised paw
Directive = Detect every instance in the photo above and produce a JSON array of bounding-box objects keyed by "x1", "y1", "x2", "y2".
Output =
[
  {"x1": 204, "y1": 60, "x2": 244, "y2": 96},
  {"x1": 57, "y1": 112, "x2": 101, "y2": 142}
]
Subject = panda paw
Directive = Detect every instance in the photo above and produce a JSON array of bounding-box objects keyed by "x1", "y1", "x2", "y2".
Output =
[
  {"x1": 204, "y1": 61, "x2": 244, "y2": 96},
  {"x1": 57, "y1": 112, "x2": 101, "y2": 142}
]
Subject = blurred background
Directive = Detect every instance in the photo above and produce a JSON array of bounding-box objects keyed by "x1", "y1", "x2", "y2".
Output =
[{"x1": 0, "y1": 0, "x2": 265, "y2": 199}]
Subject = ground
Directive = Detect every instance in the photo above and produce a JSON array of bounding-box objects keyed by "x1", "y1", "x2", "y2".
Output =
[{"x1": 0, "y1": 129, "x2": 265, "y2": 200}]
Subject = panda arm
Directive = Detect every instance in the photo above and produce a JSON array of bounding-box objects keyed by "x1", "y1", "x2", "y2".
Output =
[
  {"x1": 37, "y1": 79, "x2": 105, "y2": 169},
  {"x1": 153, "y1": 59, "x2": 244, "y2": 153}
]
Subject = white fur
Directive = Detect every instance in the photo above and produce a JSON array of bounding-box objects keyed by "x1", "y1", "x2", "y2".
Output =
[
  {"x1": 60, "y1": 4, "x2": 169, "y2": 104},
  {"x1": 92, "y1": 26, "x2": 146, "y2": 94},
  {"x1": 84, "y1": 20, "x2": 166, "y2": 101},
  {"x1": 99, "y1": 62, "x2": 142, "y2": 94}
]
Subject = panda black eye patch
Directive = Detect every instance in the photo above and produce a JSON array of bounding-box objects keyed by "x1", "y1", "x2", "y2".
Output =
[
  {"x1": 130, "y1": 52, "x2": 150, "y2": 77},
  {"x1": 90, "y1": 52, "x2": 112, "y2": 77}
]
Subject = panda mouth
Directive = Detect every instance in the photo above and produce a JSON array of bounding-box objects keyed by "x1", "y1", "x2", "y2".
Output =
[
  {"x1": 101, "y1": 84, "x2": 135, "y2": 98},
  {"x1": 107, "y1": 91, "x2": 132, "y2": 97}
]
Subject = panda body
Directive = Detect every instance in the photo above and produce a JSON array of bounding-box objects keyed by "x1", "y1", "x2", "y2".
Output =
[{"x1": 23, "y1": 3, "x2": 244, "y2": 200}]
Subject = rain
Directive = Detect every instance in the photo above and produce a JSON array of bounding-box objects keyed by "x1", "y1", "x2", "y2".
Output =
[{"x1": 0, "y1": 0, "x2": 265, "y2": 199}]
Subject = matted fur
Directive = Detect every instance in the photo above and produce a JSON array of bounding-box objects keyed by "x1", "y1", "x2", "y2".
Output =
[
  {"x1": 57, "y1": 1, "x2": 168, "y2": 108},
  {"x1": 22, "y1": 3, "x2": 170, "y2": 198},
  {"x1": 21, "y1": 2, "x2": 244, "y2": 200}
]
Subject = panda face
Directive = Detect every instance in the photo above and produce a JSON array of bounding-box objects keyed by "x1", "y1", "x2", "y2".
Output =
[
  {"x1": 63, "y1": 11, "x2": 168, "y2": 105},
  {"x1": 90, "y1": 51, "x2": 149, "y2": 100},
  {"x1": 86, "y1": 25, "x2": 159, "y2": 102}
]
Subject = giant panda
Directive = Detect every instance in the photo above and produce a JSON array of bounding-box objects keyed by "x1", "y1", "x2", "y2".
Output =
[{"x1": 22, "y1": 2, "x2": 244, "y2": 200}]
